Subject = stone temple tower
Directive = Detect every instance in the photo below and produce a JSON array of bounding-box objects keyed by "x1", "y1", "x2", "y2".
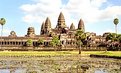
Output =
[
  {"x1": 40, "y1": 22, "x2": 45, "y2": 35},
  {"x1": 44, "y1": 17, "x2": 52, "y2": 35},
  {"x1": 56, "y1": 12, "x2": 66, "y2": 29},
  {"x1": 78, "y1": 19, "x2": 85, "y2": 32},
  {"x1": 26, "y1": 27, "x2": 35, "y2": 37},
  {"x1": 9, "y1": 31, "x2": 17, "y2": 37}
]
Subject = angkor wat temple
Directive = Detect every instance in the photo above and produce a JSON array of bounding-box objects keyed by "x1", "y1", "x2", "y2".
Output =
[{"x1": 0, "y1": 12, "x2": 106, "y2": 51}]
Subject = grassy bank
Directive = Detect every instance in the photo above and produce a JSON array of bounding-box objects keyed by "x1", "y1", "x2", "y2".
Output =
[
  {"x1": 93, "y1": 51, "x2": 121, "y2": 57},
  {"x1": 0, "y1": 51, "x2": 120, "y2": 57}
]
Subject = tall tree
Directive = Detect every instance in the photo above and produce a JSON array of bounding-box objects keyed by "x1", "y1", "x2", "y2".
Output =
[
  {"x1": 113, "y1": 18, "x2": 119, "y2": 34},
  {"x1": 75, "y1": 29, "x2": 86, "y2": 54},
  {"x1": 0, "y1": 18, "x2": 6, "y2": 36},
  {"x1": 0, "y1": 18, "x2": 6, "y2": 49}
]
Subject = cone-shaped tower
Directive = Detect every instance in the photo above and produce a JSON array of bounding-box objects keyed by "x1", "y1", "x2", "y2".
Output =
[
  {"x1": 44, "y1": 17, "x2": 52, "y2": 34},
  {"x1": 40, "y1": 21, "x2": 45, "y2": 35},
  {"x1": 70, "y1": 23, "x2": 75, "y2": 30},
  {"x1": 45, "y1": 17, "x2": 51, "y2": 28},
  {"x1": 78, "y1": 19, "x2": 85, "y2": 32},
  {"x1": 56, "y1": 12, "x2": 66, "y2": 29}
]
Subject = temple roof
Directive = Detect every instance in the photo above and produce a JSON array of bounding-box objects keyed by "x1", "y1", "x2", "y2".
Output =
[
  {"x1": 10, "y1": 31, "x2": 16, "y2": 35},
  {"x1": 9, "y1": 31, "x2": 17, "y2": 37},
  {"x1": 28, "y1": 27, "x2": 34, "y2": 32},
  {"x1": 27, "y1": 27, "x2": 35, "y2": 37},
  {"x1": 70, "y1": 23, "x2": 75, "y2": 30}
]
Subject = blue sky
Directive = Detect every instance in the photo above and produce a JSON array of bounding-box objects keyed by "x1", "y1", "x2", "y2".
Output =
[{"x1": 0, "y1": 0, "x2": 121, "y2": 36}]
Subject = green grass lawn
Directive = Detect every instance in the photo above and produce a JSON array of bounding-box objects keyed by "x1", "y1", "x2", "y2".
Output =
[
  {"x1": 0, "y1": 51, "x2": 120, "y2": 57},
  {"x1": 94, "y1": 51, "x2": 121, "y2": 57}
]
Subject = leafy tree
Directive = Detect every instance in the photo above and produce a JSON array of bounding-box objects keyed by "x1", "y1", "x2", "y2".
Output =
[
  {"x1": 106, "y1": 33, "x2": 121, "y2": 51},
  {"x1": 117, "y1": 34, "x2": 121, "y2": 43},
  {"x1": 113, "y1": 18, "x2": 119, "y2": 34},
  {"x1": 106, "y1": 33, "x2": 117, "y2": 42},
  {"x1": 75, "y1": 29, "x2": 86, "y2": 54},
  {"x1": 50, "y1": 35, "x2": 60, "y2": 50},
  {"x1": 26, "y1": 39, "x2": 33, "y2": 46},
  {"x1": 38, "y1": 38, "x2": 44, "y2": 45}
]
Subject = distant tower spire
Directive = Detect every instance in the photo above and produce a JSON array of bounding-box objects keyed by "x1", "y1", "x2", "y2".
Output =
[
  {"x1": 44, "y1": 17, "x2": 52, "y2": 34},
  {"x1": 40, "y1": 21, "x2": 45, "y2": 35},
  {"x1": 70, "y1": 23, "x2": 75, "y2": 30},
  {"x1": 45, "y1": 17, "x2": 51, "y2": 28},
  {"x1": 78, "y1": 19, "x2": 85, "y2": 32},
  {"x1": 56, "y1": 12, "x2": 66, "y2": 29}
]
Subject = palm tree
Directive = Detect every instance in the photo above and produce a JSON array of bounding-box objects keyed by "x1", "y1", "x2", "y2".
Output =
[
  {"x1": 75, "y1": 29, "x2": 86, "y2": 54},
  {"x1": 0, "y1": 18, "x2": 6, "y2": 49},
  {"x1": 0, "y1": 18, "x2": 6, "y2": 36},
  {"x1": 113, "y1": 18, "x2": 119, "y2": 34}
]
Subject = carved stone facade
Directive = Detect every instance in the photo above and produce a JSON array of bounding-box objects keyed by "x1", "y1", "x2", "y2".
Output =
[{"x1": 0, "y1": 12, "x2": 87, "y2": 51}]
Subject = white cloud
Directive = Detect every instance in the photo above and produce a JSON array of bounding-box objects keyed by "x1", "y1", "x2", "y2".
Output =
[
  {"x1": 20, "y1": 0, "x2": 121, "y2": 29},
  {"x1": 99, "y1": 6, "x2": 121, "y2": 20},
  {"x1": 90, "y1": 0, "x2": 107, "y2": 7},
  {"x1": 20, "y1": 0, "x2": 62, "y2": 28}
]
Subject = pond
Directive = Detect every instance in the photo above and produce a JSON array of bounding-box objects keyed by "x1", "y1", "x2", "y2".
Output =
[{"x1": 0, "y1": 55, "x2": 120, "y2": 73}]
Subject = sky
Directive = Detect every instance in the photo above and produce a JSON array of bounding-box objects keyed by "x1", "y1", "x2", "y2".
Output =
[{"x1": 0, "y1": 0, "x2": 121, "y2": 36}]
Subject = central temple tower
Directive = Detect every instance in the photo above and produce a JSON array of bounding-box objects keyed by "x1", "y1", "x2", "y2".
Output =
[
  {"x1": 56, "y1": 12, "x2": 66, "y2": 29},
  {"x1": 55, "y1": 12, "x2": 69, "y2": 34}
]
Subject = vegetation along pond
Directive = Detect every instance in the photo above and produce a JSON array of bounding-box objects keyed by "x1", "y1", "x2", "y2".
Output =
[{"x1": 0, "y1": 55, "x2": 121, "y2": 73}]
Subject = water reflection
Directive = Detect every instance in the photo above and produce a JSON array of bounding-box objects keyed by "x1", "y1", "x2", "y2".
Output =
[
  {"x1": 0, "y1": 69, "x2": 109, "y2": 73},
  {"x1": 0, "y1": 69, "x2": 26, "y2": 73},
  {"x1": 0, "y1": 56, "x2": 120, "y2": 73},
  {"x1": 0, "y1": 69, "x2": 9, "y2": 73},
  {"x1": 95, "y1": 69, "x2": 108, "y2": 73}
]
